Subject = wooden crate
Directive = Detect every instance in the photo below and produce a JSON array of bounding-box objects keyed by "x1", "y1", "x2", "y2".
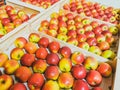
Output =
[
  {"x1": 0, "y1": 0, "x2": 40, "y2": 46},
  {"x1": 0, "y1": 24, "x2": 116, "y2": 90}
]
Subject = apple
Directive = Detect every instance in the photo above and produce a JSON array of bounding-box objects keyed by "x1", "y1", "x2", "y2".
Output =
[
  {"x1": 73, "y1": 79, "x2": 89, "y2": 90},
  {"x1": 48, "y1": 41, "x2": 60, "y2": 53},
  {"x1": 28, "y1": 73, "x2": 44, "y2": 90},
  {"x1": 49, "y1": 18, "x2": 58, "y2": 25},
  {"x1": 20, "y1": 14, "x2": 29, "y2": 22},
  {"x1": 109, "y1": 26, "x2": 118, "y2": 35},
  {"x1": 0, "y1": 74, "x2": 13, "y2": 90},
  {"x1": 97, "y1": 62, "x2": 112, "y2": 77},
  {"x1": 38, "y1": 37, "x2": 49, "y2": 48},
  {"x1": 63, "y1": 3, "x2": 70, "y2": 10},
  {"x1": 4, "y1": 59, "x2": 20, "y2": 74},
  {"x1": 59, "y1": 57, "x2": 72, "y2": 72},
  {"x1": 46, "y1": 53, "x2": 59, "y2": 65},
  {"x1": 10, "y1": 14, "x2": 19, "y2": 21},
  {"x1": 58, "y1": 72, "x2": 74, "y2": 89},
  {"x1": 28, "y1": 33, "x2": 40, "y2": 43},
  {"x1": 49, "y1": 24, "x2": 58, "y2": 30},
  {"x1": 45, "y1": 66, "x2": 59, "y2": 80},
  {"x1": 0, "y1": 13, "x2": 9, "y2": 20},
  {"x1": 57, "y1": 34, "x2": 68, "y2": 42},
  {"x1": 109, "y1": 16, "x2": 116, "y2": 23},
  {"x1": 77, "y1": 34, "x2": 86, "y2": 42},
  {"x1": 93, "y1": 26, "x2": 102, "y2": 35},
  {"x1": 24, "y1": 42, "x2": 38, "y2": 54},
  {"x1": 74, "y1": 15, "x2": 82, "y2": 22},
  {"x1": 71, "y1": 65, "x2": 87, "y2": 79},
  {"x1": 10, "y1": 47, "x2": 24, "y2": 61},
  {"x1": 85, "y1": 31, "x2": 95, "y2": 38},
  {"x1": 59, "y1": 46, "x2": 72, "y2": 58},
  {"x1": 90, "y1": 21, "x2": 99, "y2": 28},
  {"x1": 84, "y1": 10, "x2": 92, "y2": 16},
  {"x1": 97, "y1": 41, "x2": 110, "y2": 51},
  {"x1": 33, "y1": 59, "x2": 47, "y2": 74},
  {"x1": 14, "y1": 37, "x2": 27, "y2": 48},
  {"x1": 67, "y1": 37, "x2": 78, "y2": 46},
  {"x1": 101, "y1": 50, "x2": 115, "y2": 59},
  {"x1": 20, "y1": 53, "x2": 35, "y2": 66},
  {"x1": 84, "y1": 56, "x2": 98, "y2": 70},
  {"x1": 47, "y1": 29, "x2": 57, "y2": 37},
  {"x1": 67, "y1": 24, "x2": 76, "y2": 31},
  {"x1": 42, "y1": 80, "x2": 60, "y2": 90},
  {"x1": 41, "y1": 20, "x2": 49, "y2": 28},
  {"x1": 67, "y1": 30, "x2": 77, "y2": 38},
  {"x1": 78, "y1": 42, "x2": 90, "y2": 51},
  {"x1": 100, "y1": 24, "x2": 109, "y2": 31},
  {"x1": 81, "y1": 18, "x2": 91, "y2": 25},
  {"x1": 71, "y1": 51, "x2": 84, "y2": 65},
  {"x1": 95, "y1": 34, "x2": 106, "y2": 43},
  {"x1": 58, "y1": 15, "x2": 67, "y2": 22},
  {"x1": 86, "y1": 70, "x2": 102, "y2": 86},
  {"x1": 106, "y1": 37, "x2": 114, "y2": 45},
  {"x1": 1, "y1": 18, "x2": 11, "y2": 26},
  {"x1": 0, "y1": 53, "x2": 8, "y2": 67},
  {"x1": 67, "y1": 19, "x2": 75, "y2": 25},
  {"x1": 15, "y1": 66, "x2": 32, "y2": 82},
  {"x1": 83, "y1": 24, "x2": 93, "y2": 31},
  {"x1": 76, "y1": 28, "x2": 85, "y2": 34},
  {"x1": 10, "y1": 83, "x2": 27, "y2": 90},
  {"x1": 102, "y1": 30, "x2": 112, "y2": 38},
  {"x1": 35, "y1": 47, "x2": 48, "y2": 59},
  {"x1": 17, "y1": 10, "x2": 26, "y2": 18},
  {"x1": 86, "y1": 37, "x2": 97, "y2": 46},
  {"x1": 5, "y1": 5, "x2": 14, "y2": 11},
  {"x1": 7, "y1": 9, "x2": 17, "y2": 16},
  {"x1": 13, "y1": 18, "x2": 22, "y2": 27},
  {"x1": 92, "y1": 87, "x2": 103, "y2": 90},
  {"x1": 4, "y1": 23, "x2": 15, "y2": 33},
  {"x1": 0, "y1": 28, "x2": 7, "y2": 37},
  {"x1": 89, "y1": 46, "x2": 102, "y2": 55},
  {"x1": 58, "y1": 27, "x2": 68, "y2": 34},
  {"x1": 65, "y1": 13, "x2": 74, "y2": 20}
]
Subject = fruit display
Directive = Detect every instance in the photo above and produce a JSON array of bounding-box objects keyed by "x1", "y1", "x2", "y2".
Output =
[
  {"x1": 0, "y1": 28, "x2": 114, "y2": 90},
  {"x1": 0, "y1": 3, "x2": 39, "y2": 42},
  {"x1": 37, "y1": 9, "x2": 118, "y2": 60},
  {"x1": 63, "y1": 0, "x2": 119, "y2": 24},
  {"x1": 20, "y1": 0, "x2": 60, "y2": 9}
]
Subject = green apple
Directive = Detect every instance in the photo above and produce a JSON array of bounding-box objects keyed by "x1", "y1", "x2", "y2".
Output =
[
  {"x1": 89, "y1": 46, "x2": 102, "y2": 55},
  {"x1": 58, "y1": 27, "x2": 68, "y2": 34},
  {"x1": 59, "y1": 58, "x2": 72, "y2": 72},
  {"x1": 109, "y1": 26, "x2": 118, "y2": 35},
  {"x1": 0, "y1": 28, "x2": 7, "y2": 37},
  {"x1": 101, "y1": 50, "x2": 116, "y2": 59}
]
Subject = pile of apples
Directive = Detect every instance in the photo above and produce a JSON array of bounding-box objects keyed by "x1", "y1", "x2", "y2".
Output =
[
  {"x1": 20, "y1": 0, "x2": 59, "y2": 9},
  {"x1": 63, "y1": 0, "x2": 119, "y2": 24},
  {"x1": 0, "y1": 5, "x2": 36, "y2": 38},
  {"x1": 0, "y1": 32, "x2": 113, "y2": 90},
  {"x1": 38, "y1": 11, "x2": 118, "y2": 59}
]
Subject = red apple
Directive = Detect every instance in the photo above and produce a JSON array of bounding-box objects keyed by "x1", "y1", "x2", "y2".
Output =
[
  {"x1": 38, "y1": 37, "x2": 49, "y2": 48},
  {"x1": 95, "y1": 34, "x2": 106, "y2": 43},
  {"x1": 4, "y1": 23, "x2": 15, "y2": 32},
  {"x1": 102, "y1": 30, "x2": 112, "y2": 38},
  {"x1": 41, "y1": 20, "x2": 49, "y2": 28},
  {"x1": 24, "y1": 42, "x2": 38, "y2": 54},
  {"x1": 35, "y1": 47, "x2": 48, "y2": 59},
  {"x1": 46, "y1": 53, "x2": 59, "y2": 65},
  {"x1": 77, "y1": 34, "x2": 86, "y2": 42},
  {"x1": 5, "y1": 5, "x2": 14, "y2": 11},
  {"x1": 85, "y1": 31, "x2": 95, "y2": 38},
  {"x1": 20, "y1": 14, "x2": 29, "y2": 22},
  {"x1": 67, "y1": 24, "x2": 76, "y2": 31},
  {"x1": 100, "y1": 24, "x2": 109, "y2": 31},
  {"x1": 45, "y1": 66, "x2": 59, "y2": 80},
  {"x1": 67, "y1": 37, "x2": 78, "y2": 46},
  {"x1": 0, "y1": 74, "x2": 13, "y2": 90},
  {"x1": 14, "y1": 37, "x2": 27, "y2": 48},
  {"x1": 10, "y1": 14, "x2": 19, "y2": 21},
  {"x1": 65, "y1": 13, "x2": 74, "y2": 20},
  {"x1": 83, "y1": 24, "x2": 93, "y2": 31},
  {"x1": 47, "y1": 29, "x2": 57, "y2": 37},
  {"x1": 76, "y1": 28, "x2": 85, "y2": 34},
  {"x1": 86, "y1": 37, "x2": 97, "y2": 46},
  {"x1": 75, "y1": 22, "x2": 83, "y2": 29},
  {"x1": 78, "y1": 42, "x2": 90, "y2": 51},
  {"x1": 90, "y1": 21, "x2": 99, "y2": 28},
  {"x1": 13, "y1": 18, "x2": 22, "y2": 27},
  {"x1": 58, "y1": 72, "x2": 74, "y2": 88},
  {"x1": 32, "y1": 59, "x2": 47, "y2": 73},
  {"x1": 86, "y1": 70, "x2": 102, "y2": 86},
  {"x1": 67, "y1": 30, "x2": 77, "y2": 38},
  {"x1": 28, "y1": 73, "x2": 44, "y2": 90},
  {"x1": 10, "y1": 83, "x2": 27, "y2": 90},
  {"x1": 67, "y1": 19, "x2": 75, "y2": 25},
  {"x1": 73, "y1": 79, "x2": 89, "y2": 90},
  {"x1": 1, "y1": 18, "x2": 11, "y2": 26},
  {"x1": 93, "y1": 26, "x2": 102, "y2": 35},
  {"x1": 48, "y1": 41, "x2": 60, "y2": 53},
  {"x1": 7, "y1": 9, "x2": 17, "y2": 16},
  {"x1": 15, "y1": 66, "x2": 32, "y2": 82},
  {"x1": 71, "y1": 65, "x2": 87, "y2": 79},
  {"x1": 74, "y1": 15, "x2": 81, "y2": 22},
  {"x1": 49, "y1": 24, "x2": 58, "y2": 30},
  {"x1": 97, "y1": 62, "x2": 112, "y2": 77},
  {"x1": 20, "y1": 53, "x2": 35, "y2": 66},
  {"x1": 71, "y1": 51, "x2": 85, "y2": 65}
]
